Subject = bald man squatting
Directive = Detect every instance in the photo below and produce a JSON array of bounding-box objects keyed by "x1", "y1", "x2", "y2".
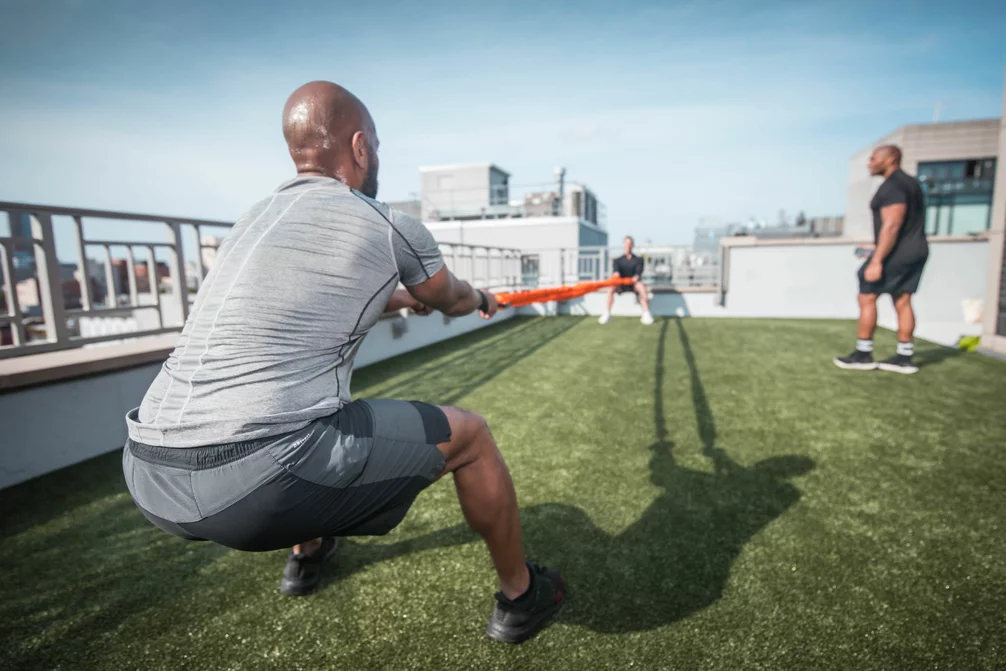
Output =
[
  {"x1": 834, "y1": 145, "x2": 929, "y2": 374},
  {"x1": 121, "y1": 81, "x2": 565, "y2": 644}
]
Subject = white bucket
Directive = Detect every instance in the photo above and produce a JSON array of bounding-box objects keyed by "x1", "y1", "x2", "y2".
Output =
[{"x1": 962, "y1": 298, "x2": 984, "y2": 324}]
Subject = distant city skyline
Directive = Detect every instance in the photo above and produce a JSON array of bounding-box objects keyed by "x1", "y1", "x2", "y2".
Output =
[{"x1": 2, "y1": 1, "x2": 1005, "y2": 245}]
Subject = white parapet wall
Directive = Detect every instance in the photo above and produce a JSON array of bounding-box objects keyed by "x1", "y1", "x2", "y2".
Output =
[
  {"x1": 517, "y1": 289, "x2": 725, "y2": 318},
  {"x1": 0, "y1": 310, "x2": 517, "y2": 490},
  {"x1": 720, "y1": 236, "x2": 990, "y2": 345}
]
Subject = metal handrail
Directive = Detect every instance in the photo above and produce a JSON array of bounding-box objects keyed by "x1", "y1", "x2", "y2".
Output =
[
  {"x1": 0, "y1": 203, "x2": 524, "y2": 359},
  {"x1": 0, "y1": 203, "x2": 226, "y2": 359},
  {"x1": 0, "y1": 201, "x2": 231, "y2": 227},
  {"x1": 518, "y1": 246, "x2": 719, "y2": 290}
]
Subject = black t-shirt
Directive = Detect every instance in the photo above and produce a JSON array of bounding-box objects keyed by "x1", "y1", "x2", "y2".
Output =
[
  {"x1": 613, "y1": 254, "x2": 644, "y2": 279},
  {"x1": 870, "y1": 169, "x2": 928, "y2": 262}
]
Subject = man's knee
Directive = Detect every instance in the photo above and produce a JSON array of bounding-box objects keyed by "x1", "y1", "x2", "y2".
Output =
[
  {"x1": 634, "y1": 281, "x2": 646, "y2": 295},
  {"x1": 858, "y1": 293, "x2": 878, "y2": 306},
  {"x1": 436, "y1": 406, "x2": 492, "y2": 466}
]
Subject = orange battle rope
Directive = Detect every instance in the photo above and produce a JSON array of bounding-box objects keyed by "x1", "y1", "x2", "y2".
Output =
[{"x1": 494, "y1": 277, "x2": 634, "y2": 308}]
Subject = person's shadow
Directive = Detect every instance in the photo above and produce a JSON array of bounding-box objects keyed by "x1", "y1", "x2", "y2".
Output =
[{"x1": 390, "y1": 317, "x2": 815, "y2": 632}]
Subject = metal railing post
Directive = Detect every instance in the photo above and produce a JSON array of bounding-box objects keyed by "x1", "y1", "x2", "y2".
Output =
[
  {"x1": 30, "y1": 213, "x2": 70, "y2": 344},
  {"x1": 193, "y1": 224, "x2": 205, "y2": 289},
  {"x1": 146, "y1": 245, "x2": 163, "y2": 327},
  {"x1": 72, "y1": 216, "x2": 92, "y2": 311},
  {"x1": 166, "y1": 222, "x2": 190, "y2": 323},
  {"x1": 0, "y1": 241, "x2": 26, "y2": 345},
  {"x1": 103, "y1": 245, "x2": 117, "y2": 307},
  {"x1": 125, "y1": 246, "x2": 139, "y2": 306}
]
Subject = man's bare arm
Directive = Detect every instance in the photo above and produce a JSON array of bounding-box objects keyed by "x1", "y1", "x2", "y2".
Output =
[
  {"x1": 406, "y1": 266, "x2": 497, "y2": 318},
  {"x1": 382, "y1": 288, "x2": 431, "y2": 316},
  {"x1": 871, "y1": 203, "x2": 907, "y2": 265}
]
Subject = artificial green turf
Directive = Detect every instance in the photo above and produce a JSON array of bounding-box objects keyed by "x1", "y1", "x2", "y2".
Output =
[{"x1": 2, "y1": 317, "x2": 1004, "y2": 670}]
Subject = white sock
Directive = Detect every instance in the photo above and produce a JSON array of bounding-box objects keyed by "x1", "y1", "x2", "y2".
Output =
[
  {"x1": 897, "y1": 341, "x2": 914, "y2": 357},
  {"x1": 856, "y1": 339, "x2": 873, "y2": 353}
]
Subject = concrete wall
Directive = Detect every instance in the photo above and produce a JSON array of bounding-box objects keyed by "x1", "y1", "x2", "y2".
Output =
[
  {"x1": 0, "y1": 310, "x2": 516, "y2": 489},
  {"x1": 548, "y1": 290, "x2": 725, "y2": 318},
  {"x1": 983, "y1": 80, "x2": 1006, "y2": 352},
  {"x1": 844, "y1": 119, "x2": 1001, "y2": 240},
  {"x1": 722, "y1": 238, "x2": 989, "y2": 345}
]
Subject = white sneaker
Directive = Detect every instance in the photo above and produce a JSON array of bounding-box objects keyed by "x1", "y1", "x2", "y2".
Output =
[
  {"x1": 641, "y1": 311, "x2": 654, "y2": 325},
  {"x1": 598, "y1": 313, "x2": 611, "y2": 325}
]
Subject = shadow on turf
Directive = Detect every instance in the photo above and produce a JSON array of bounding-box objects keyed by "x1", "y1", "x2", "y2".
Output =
[
  {"x1": 0, "y1": 460, "x2": 235, "y2": 671},
  {"x1": 913, "y1": 343, "x2": 965, "y2": 368},
  {"x1": 502, "y1": 318, "x2": 817, "y2": 632},
  {"x1": 364, "y1": 315, "x2": 584, "y2": 406},
  {"x1": 344, "y1": 317, "x2": 817, "y2": 633}
]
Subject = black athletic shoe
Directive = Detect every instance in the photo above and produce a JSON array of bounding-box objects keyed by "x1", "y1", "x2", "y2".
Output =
[
  {"x1": 485, "y1": 561, "x2": 566, "y2": 644},
  {"x1": 280, "y1": 536, "x2": 339, "y2": 596},
  {"x1": 833, "y1": 350, "x2": 877, "y2": 371},
  {"x1": 877, "y1": 354, "x2": 919, "y2": 375}
]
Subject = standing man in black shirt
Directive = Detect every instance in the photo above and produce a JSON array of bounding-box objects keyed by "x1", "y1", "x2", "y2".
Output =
[
  {"x1": 599, "y1": 235, "x2": 654, "y2": 325},
  {"x1": 835, "y1": 145, "x2": 929, "y2": 374}
]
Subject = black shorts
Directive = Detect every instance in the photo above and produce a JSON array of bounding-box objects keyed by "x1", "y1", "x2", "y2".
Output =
[
  {"x1": 858, "y1": 255, "x2": 928, "y2": 296},
  {"x1": 616, "y1": 280, "x2": 639, "y2": 294},
  {"x1": 122, "y1": 400, "x2": 450, "y2": 551}
]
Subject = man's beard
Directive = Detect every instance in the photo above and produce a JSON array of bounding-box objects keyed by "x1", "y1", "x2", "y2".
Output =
[{"x1": 360, "y1": 160, "x2": 379, "y2": 199}]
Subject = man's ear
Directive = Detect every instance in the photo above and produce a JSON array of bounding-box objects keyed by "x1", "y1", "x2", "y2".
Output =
[{"x1": 351, "y1": 130, "x2": 368, "y2": 170}]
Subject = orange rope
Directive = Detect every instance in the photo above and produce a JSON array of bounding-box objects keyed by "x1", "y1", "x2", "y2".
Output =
[{"x1": 494, "y1": 277, "x2": 633, "y2": 308}]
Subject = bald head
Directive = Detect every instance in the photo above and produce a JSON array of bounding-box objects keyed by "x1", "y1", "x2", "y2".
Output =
[
  {"x1": 282, "y1": 81, "x2": 380, "y2": 197},
  {"x1": 868, "y1": 144, "x2": 902, "y2": 177}
]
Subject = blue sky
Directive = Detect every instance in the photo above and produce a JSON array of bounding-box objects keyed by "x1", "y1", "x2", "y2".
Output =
[{"x1": 1, "y1": 0, "x2": 1004, "y2": 246}]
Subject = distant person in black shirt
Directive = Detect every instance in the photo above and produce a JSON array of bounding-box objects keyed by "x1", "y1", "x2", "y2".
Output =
[
  {"x1": 599, "y1": 235, "x2": 654, "y2": 325},
  {"x1": 835, "y1": 145, "x2": 929, "y2": 374}
]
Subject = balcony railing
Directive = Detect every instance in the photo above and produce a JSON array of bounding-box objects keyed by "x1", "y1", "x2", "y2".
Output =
[
  {"x1": 519, "y1": 247, "x2": 719, "y2": 290},
  {"x1": 0, "y1": 202, "x2": 230, "y2": 360},
  {"x1": 0, "y1": 202, "x2": 522, "y2": 360}
]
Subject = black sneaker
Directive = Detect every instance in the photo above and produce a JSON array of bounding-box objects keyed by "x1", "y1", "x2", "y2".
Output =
[
  {"x1": 833, "y1": 350, "x2": 877, "y2": 371},
  {"x1": 877, "y1": 354, "x2": 919, "y2": 375},
  {"x1": 279, "y1": 536, "x2": 339, "y2": 596},
  {"x1": 485, "y1": 561, "x2": 566, "y2": 644}
]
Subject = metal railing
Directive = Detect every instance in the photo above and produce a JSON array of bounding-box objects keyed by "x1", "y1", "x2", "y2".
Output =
[
  {"x1": 438, "y1": 243, "x2": 522, "y2": 294},
  {"x1": 0, "y1": 202, "x2": 522, "y2": 360},
  {"x1": 518, "y1": 246, "x2": 719, "y2": 290},
  {"x1": 0, "y1": 202, "x2": 230, "y2": 360}
]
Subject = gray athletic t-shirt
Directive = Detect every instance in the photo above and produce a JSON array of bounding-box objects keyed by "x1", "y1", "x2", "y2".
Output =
[{"x1": 127, "y1": 176, "x2": 444, "y2": 448}]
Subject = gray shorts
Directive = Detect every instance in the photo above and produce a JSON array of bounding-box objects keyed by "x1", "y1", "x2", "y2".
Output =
[{"x1": 122, "y1": 399, "x2": 449, "y2": 551}]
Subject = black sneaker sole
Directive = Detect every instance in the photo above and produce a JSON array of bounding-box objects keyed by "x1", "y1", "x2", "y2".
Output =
[
  {"x1": 280, "y1": 575, "x2": 320, "y2": 596},
  {"x1": 485, "y1": 597, "x2": 565, "y2": 644},
  {"x1": 833, "y1": 358, "x2": 877, "y2": 371},
  {"x1": 877, "y1": 362, "x2": 919, "y2": 375}
]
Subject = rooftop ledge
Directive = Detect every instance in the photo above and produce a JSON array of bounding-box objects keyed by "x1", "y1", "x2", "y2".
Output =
[
  {"x1": 0, "y1": 334, "x2": 178, "y2": 392},
  {"x1": 719, "y1": 233, "x2": 989, "y2": 247},
  {"x1": 0, "y1": 291, "x2": 719, "y2": 392}
]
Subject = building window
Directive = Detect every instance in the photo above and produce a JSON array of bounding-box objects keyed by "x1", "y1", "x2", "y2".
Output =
[{"x1": 918, "y1": 158, "x2": 996, "y2": 235}]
